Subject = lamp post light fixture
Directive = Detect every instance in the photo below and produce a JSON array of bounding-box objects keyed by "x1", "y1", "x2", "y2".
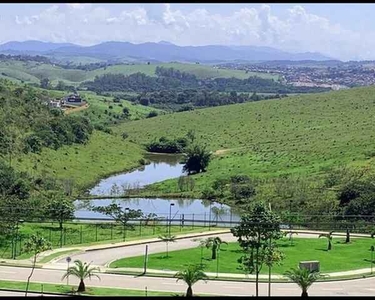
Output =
[{"x1": 169, "y1": 203, "x2": 175, "y2": 236}]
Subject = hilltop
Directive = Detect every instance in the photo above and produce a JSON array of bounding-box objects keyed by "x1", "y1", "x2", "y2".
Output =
[
  {"x1": 116, "y1": 86, "x2": 375, "y2": 212},
  {"x1": 0, "y1": 60, "x2": 277, "y2": 86},
  {"x1": 0, "y1": 40, "x2": 334, "y2": 63}
]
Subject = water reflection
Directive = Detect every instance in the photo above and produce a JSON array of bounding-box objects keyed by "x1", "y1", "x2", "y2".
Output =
[
  {"x1": 74, "y1": 197, "x2": 240, "y2": 223},
  {"x1": 90, "y1": 153, "x2": 185, "y2": 196},
  {"x1": 77, "y1": 153, "x2": 239, "y2": 224}
]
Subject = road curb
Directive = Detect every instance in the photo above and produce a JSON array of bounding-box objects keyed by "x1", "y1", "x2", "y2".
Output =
[{"x1": 85, "y1": 230, "x2": 230, "y2": 252}]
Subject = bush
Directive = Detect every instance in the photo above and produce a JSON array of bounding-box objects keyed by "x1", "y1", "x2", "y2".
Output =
[
  {"x1": 146, "y1": 111, "x2": 158, "y2": 118},
  {"x1": 146, "y1": 136, "x2": 188, "y2": 153}
]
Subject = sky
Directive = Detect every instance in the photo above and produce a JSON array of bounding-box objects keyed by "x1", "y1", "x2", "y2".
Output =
[{"x1": 0, "y1": 3, "x2": 374, "y2": 61}]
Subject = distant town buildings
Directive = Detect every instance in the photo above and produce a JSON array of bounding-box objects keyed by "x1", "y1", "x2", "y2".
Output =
[{"x1": 216, "y1": 62, "x2": 375, "y2": 90}]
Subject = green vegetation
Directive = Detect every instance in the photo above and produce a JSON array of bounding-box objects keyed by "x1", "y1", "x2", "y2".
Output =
[
  {"x1": 76, "y1": 91, "x2": 162, "y2": 128},
  {"x1": 109, "y1": 237, "x2": 375, "y2": 274},
  {"x1": 0, "y1": 60, "x2": 277, "y2": 86},
  {"x1": 62, "y1": 259, "x2": 100, "y2": 292},
  {"x1": 0, "y1": 280, "x2": 177, "y2": 296},
  {"x1": 0, "y1": 221, "x2": 214, "y2": 259},
  {"x1": 116, "y1": 86, "x2": 375, "y2": 213},
  {"x1": 23, "y1": 234, "x2": 52, "y2": 296},
  {"x1": 285, "y1": 268, "x2": 323, "y2": 297},
  {"x1": 13, "y1": 131, "x2": 144, "y2": 192},
  {"x1": 175, "y1": 264, "x2": 208, "y2": 297}
]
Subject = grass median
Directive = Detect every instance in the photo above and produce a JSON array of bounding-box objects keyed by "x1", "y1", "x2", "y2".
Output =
[{"x1": 110, "y1": 237, "x2": 375, "y2": 274}]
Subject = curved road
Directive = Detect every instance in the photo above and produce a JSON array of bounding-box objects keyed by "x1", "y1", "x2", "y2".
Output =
[{"x1": 55, "y1": 232, "x2": 322, "y2": 266}]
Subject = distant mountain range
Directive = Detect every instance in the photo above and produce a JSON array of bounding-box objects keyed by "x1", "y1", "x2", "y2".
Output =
[{"x1": 0, "y1": 40, "x2": 335, "y2": 63}]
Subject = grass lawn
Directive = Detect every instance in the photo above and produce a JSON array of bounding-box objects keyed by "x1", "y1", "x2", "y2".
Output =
[
  {"x1": 0, "y1": 280, "x2": 178, "y2": 296},
  {"x1": 109, "y1": 237, "x2": 375, "y2": 274},
  {"x1": 0, "y1": 222, "x2": 220, "y2": 260}
]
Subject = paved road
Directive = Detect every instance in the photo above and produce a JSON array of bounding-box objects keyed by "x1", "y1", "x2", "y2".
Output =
[
  {"x1": 56, "y1": 232, "x2": 321, "y2": 266},
  {"x1": 0, "y1": 265, "x2": 375, "y2": 296}
]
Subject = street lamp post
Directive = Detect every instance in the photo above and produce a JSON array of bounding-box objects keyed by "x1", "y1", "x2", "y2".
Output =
[
  {"x1": 371, "y1": 246, "x2": 374, "y2": 274},
  {"x1": 216, "y1": 247, "x2": 220, "y2": 278},
  {"x1": 66, "y1": 256, "x2": 71, "y2": 286},
  {"x1": 169, "y1": 203, "x2": 175, "y2": 236},
  {"x1": 209, "y1": 203, "x2": 212, "y2": 231},
  {"x1": 124, "y1": 207, "x2": 129, "y2": 242}
]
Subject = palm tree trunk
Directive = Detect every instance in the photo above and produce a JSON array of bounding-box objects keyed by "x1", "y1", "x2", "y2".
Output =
[
  {"x1": 25, "y1": 254, "x2": 37, "y2": 296},
  {"x1": 212, "y1": 245, "x2": 217, "y2": 260},
  {"x1": 301, "y1": 289, "x2": 308, "y2": 297},
  {"x1": 77, "y1": 279, "x2": 85, "y2": 293},
  {"x1": 186, "y1": 285, "x2": 193, "y2": 297}
]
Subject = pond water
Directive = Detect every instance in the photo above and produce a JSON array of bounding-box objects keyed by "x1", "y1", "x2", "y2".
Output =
[
  {"x1": 75, "y1": 153, "x2": 240, "y2": 223},
  {"x1": 89, "y1": 153, "x2": 185, "y2": 195}
]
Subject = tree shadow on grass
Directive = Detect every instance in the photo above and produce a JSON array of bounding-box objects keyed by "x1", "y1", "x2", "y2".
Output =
[
  {"x1": 278, "y1": 243, "x2": 296, "y2": 248},
  {"x1": 230, "y1": 249, "x2": 244, "y2": 254},
  {"x1": 314, "y1": 248, "x2": 330, "y2": 252}
]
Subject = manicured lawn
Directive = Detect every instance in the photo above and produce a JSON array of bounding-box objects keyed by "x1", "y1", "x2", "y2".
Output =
[
  {"x1": 110, "y1": 237, "x2": 375, "y2": 274},
  {"x1": 0, "y1": 222, "x2": 221, "y2": 259},
  {"x1": 0, "y1": 280, "x2": 178, "y2": 296}
]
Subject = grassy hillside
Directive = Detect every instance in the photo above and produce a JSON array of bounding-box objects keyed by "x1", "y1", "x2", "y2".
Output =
[
  {"x1": 78, "y1": 92, "x2": 162, "y2": 124},
  {"x1": 0, "y1": 60, "x2": 278, "y2": 86},
  {"x1": 115, "y1": 86, "x2": 375, "y2": 200},
  {"x1": 14, "y1": 131, "x2": 144, "y2": 192}
]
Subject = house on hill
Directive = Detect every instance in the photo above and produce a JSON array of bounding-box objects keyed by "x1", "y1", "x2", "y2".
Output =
[{"x1": 62, "y1": 93, "x2": 86, "y2": 107}]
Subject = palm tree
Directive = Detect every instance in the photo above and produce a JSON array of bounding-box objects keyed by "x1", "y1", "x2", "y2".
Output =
[
  {"x1": 319, "y1": 231, "x2": 333, "y2": 251},
  {"x1": 175, "y1": 265, "x2": 208, "y2": 297},
  {"x1": 285, "y1": 268, "x2": 321, "y2": 297},
  {"x1": 284, "y1": 230, "x2": 298, "y2": 245},
  {"x1": 204, "y1": 236, "x2": 227, "y2": 260},
  {"x1": 62, "y1": 260, "x2": 100, "y2": 293},
  {"x1": 158, "y1": 234, "x2": 176, "y2": 258}
]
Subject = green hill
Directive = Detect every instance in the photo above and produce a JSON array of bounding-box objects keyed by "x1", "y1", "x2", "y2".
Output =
[
  {"x1": 115, "y1": 86, "x2": 375, "y2": 212},
  {"x1": 0, "y1": 60, "x2": 278, "y2": 86}
]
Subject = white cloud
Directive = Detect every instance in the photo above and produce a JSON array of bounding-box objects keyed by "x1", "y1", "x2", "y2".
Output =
[{"x1": 3, "y1": 4, "x2": 375, "y2": 60}]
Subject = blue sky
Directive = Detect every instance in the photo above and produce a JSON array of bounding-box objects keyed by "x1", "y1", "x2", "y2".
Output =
[{"x1": 1, "y1": 3, "x2": 374, "y2": 60}]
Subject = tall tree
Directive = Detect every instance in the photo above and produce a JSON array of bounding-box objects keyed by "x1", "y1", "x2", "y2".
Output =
[
  {"x1": 231, "y1": 202, "x2": 284, "y2": 297},
  {"x1": 182, "y1": 144, "x2": 212, "y2": 175},
  {"x1": 92, "y1": 204, "x2": 143, "y2": 240},
  {"x1": 44, "y1": 191, "x2": 75, "y2": 248},
  {"x1": 23, "y1": 234, "x2": 52, "y2": 296}
]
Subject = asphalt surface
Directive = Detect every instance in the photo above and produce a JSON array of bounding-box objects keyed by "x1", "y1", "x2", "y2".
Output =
[
  {"x1": 1, "y1": 265, "x2": 375, "y2": 296},
  {"x1": 55, "y1": 232, "x2": 320, "y2": 266}
]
